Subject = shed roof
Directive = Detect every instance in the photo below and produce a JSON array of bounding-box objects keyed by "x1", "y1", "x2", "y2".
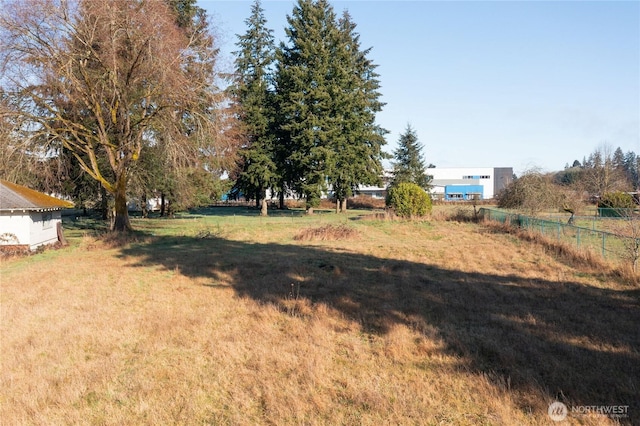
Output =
[{"x1": 0, "y1": 179, "x2": 74, "y2": 211}]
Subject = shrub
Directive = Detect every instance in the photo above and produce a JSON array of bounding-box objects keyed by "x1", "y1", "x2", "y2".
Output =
[
  {"x1": 386, "y1": 182, "x2": 432, "y2": 218},
  {"x1": 598, "y1": 191, "x2": 636, "y2": 217},
  {"x1": 496, "y1": 169, "x2": 562, "y2": 214},
  {"x1": 347, "y1": 196, "x2": 387, "y2": 210},
  {"x1": 598, "y1": 191, "x2": 635, "y2": 209}
]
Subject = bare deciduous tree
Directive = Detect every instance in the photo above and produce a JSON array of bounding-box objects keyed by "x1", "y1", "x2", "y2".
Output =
[
  {"x1": 581, "y1": 144, "x2": 631, "y2": 197},
  {"x1": 497, "y1": 168, "x2": 564, "y2": 215},
  {"x1": 610, "y1": 209, "x2": 640, "y2": 274},
  {"x1": 1, "y1": 0, "x2": 236, "y2": 232}
]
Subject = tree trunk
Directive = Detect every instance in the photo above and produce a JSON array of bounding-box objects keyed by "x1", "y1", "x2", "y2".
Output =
[
  {"x1": 112, "y1": 173, "x2": 131, "y2": 232},
  {"x1": 260, "y1": 198, "x2": 268, "y2": 216},
  {"x1": 336, "y1": 199, "x2": 340, "y2": 214},
  {"x1": 79, "y1": 195, "x2": 87, "y2": 216},
  {"x1": 160, "y1": 193, "x2": 166, "y2": 217},
  {"x1": 279, "y1": 191, "x2": 285, "y2": 210},
  {"x1": 101, "y1": 186, "x2": 108, "y2": 220},
  {"x1": 340, "y1": 198, "x2": 347, "y2": 213},
  {"x1": 141, "y1": 193, "x2": 148, "y2": 218},
  {"x1": 306, "y1": 207, "x2": 314, "y2": 215},
  {"x1": 56, "y1": 222, "x2": 67, "y2": 245}
]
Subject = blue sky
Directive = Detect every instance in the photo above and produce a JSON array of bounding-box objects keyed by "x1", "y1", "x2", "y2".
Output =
[{"x1": 200, "y1": 0, "x2": 639, "y2": 175}]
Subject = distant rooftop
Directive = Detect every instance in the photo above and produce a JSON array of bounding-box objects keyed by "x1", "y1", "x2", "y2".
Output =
[{"x1": 0, "y1": 179, "x2": 74, "y2": 211}]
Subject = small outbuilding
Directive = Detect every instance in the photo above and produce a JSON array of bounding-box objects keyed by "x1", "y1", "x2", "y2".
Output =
[{"x1": 0, "y1": 179, "x2": 74, "y2": 251}]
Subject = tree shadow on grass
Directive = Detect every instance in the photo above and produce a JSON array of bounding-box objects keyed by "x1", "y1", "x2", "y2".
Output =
[
  {"x1": 185, "y1": 206, "x2": 330, "y2": 218},
  {"x1": 118, "y1": 234, "x2": 640, "y2": 423}
]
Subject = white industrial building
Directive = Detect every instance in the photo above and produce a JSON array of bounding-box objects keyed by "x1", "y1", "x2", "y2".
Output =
[
  {"x1": 357, "y1": 167, "x2": 513, "y2": 201},
  {"x1": 427, "y1": 167, "x2": 513, "y2": 201}
]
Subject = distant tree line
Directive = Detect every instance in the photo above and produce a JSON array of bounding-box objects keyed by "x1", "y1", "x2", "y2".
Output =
[
  {"x1": 557, "y1": 145, "x2": 639, "y2": 195},
  {"x1": 498, "y1": 144, "x2": 640, "y2": 214}
]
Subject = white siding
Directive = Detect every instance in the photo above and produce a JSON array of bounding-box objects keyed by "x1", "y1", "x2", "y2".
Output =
[
  {"x1": 0, "y1": 210, "x2": 62, "y2": 250},
  {"x1": 28, "y1": 211, "x2": 61, "y2": 250},
  {"x1": 0, "y1": 212, "x2": 31, "y2": 246}
]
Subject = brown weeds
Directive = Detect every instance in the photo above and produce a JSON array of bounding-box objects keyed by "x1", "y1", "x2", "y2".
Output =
[
  {"x1": 99, "y1": 230, "x2": 153, "y2": 248},
  {"x1": 345, "y1": 196, "x2": 386, "y2": 210},
  {"x1": 483, "y1": 220, "x2": 639, "y2": 285},
  {"x1": 0, "y1": 211, "x2": 636, "y2": 425},
  {"x1": 356, "y1": 210, "x2": 397, "y2": 221},
  {"x1": 0, "y1": 244, "x2": 31, "y2": 258},
  {"x1": 294, "y1": 224, "x2": 360, "y2": 241}
]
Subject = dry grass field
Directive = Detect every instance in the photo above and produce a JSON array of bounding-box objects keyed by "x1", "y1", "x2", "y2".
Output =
[{"x1": 1, "y1": 206, "x2": 638, "y2": 425}]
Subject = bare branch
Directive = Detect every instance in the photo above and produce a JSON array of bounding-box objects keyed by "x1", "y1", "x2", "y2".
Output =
[{"x1": 1, "y1": 0, "x2": 239, "y2": 231}]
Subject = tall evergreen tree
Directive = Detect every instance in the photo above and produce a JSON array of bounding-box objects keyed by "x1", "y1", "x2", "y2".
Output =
[
  {"x1": 623, "y1": 150, "x2": 639, "y2": 190},
  {"x1": 274, "y1": 0, "x2": 388, "y2": 213},
  {"x1": 613, "y1": 147, "x2": 626, "y2": 171},
  {"x1": 275, "y1": 0, "x2": 341, "y2": 213},
  {"x1": 230, "y1": 0, "x2": 278, "y2": 214},
  {"x1": 390, "y1": 125, "x2": 431, "y2": 190},
  {"x1": 328, "y1": 10, "x2": 388, "y2": 213}
]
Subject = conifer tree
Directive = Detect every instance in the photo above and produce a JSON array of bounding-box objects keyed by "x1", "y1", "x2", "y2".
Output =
[
  {"x1": 390, "y1": 125, "x2": 431, "y2": 190},
  {"x1": 230, "y1": 0, "x2": 278, "y2": 214},
  {"x1": 328, "y1": 11, "x2": 388, "y2": 213},
  {"x1": 275, "y1": 0, "x2": 339, "y2": 213},
  {"x1": 613, "y1": 147, "x2": 626, "y2": 172},
  {"x1": 275, "y1": 0, "x2": 388, "y2": 213},
  {"x1": 623, "y1": 151, "x2": 639, "y2": 189}
]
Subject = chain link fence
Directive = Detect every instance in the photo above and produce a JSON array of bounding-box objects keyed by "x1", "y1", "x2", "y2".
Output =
[{"x1": 478, "y1": 208, "x2": 639, "y2": 269}]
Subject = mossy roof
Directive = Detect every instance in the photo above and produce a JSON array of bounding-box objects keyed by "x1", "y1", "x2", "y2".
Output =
[{"x1": 0, "y1": 179, "x2": 74, "y2": 211}]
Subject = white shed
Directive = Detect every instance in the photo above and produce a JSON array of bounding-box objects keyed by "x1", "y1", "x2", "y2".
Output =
[{"x1": 0, "y1": 180, "x2": 74, "y2": 251}]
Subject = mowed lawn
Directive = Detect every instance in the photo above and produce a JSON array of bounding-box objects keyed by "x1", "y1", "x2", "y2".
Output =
[{"x1": 1, "y1": 207, "x2": 638, "y2": 425}]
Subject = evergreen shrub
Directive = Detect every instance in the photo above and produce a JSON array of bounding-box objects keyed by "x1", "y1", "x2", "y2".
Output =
[
  {"x1": 597, "y1": 191, "x2": 635, "y2": 217},
  {"x1": 386, "y1": 182, "x2": 432, "y2": 218}
]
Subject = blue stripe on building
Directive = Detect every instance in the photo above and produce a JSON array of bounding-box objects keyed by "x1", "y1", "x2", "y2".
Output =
[{"x1": 444, "y1": 185, "x2": 483, "y2": 200}]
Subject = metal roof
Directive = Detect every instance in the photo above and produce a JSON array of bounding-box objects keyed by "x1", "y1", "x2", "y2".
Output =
[{"x1": 0, "y1": 179, "x2": 74, "y2": 211}]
